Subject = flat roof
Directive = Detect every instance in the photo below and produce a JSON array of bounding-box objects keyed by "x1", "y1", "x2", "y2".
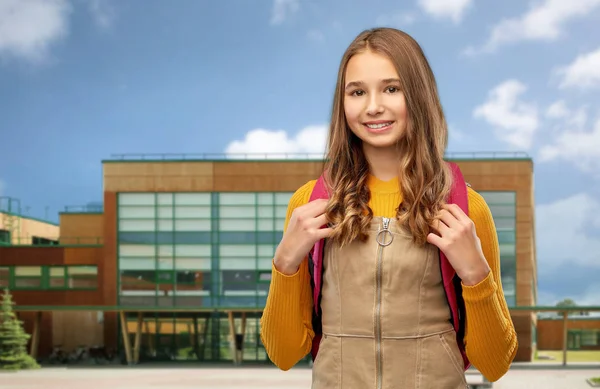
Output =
[{"x1": 102, "y1": 151, "x2": 532, "y2": 163}]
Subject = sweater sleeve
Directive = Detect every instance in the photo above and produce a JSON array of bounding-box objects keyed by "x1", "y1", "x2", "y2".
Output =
[
  {"x1": 259, "y1": 180, "x2": 317, "y2": 370},
  {"x1": 462, "y1": 187, "x2": 518, "y2": 381}
]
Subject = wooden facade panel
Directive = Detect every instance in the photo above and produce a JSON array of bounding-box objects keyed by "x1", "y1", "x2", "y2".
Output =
[
  {"x1": 103, "y1": 162, "x2": 214, "y2": 176},
  {"x1": 63, "y1": 246, "x2": 103, "y2": 265},
  {"x1": 18, "y1": 311, "x2": 53, "y2": 357},
  {"x1": 53, "y1": 311, "x2": 104, "y2": 352},
  {"x1": 0, "y1": 247, "x2": 65, "y2": 266},
  {"x1": 152, "y1": 176, "x2": 214, "y2": 192},
  {"x1": 538, "y1": 319, "x2": 600, "y2": 350},
  {"x1": 104, "y1": 175, "x2": 214, "y2": 192},
  {"x1": 213, "y1": 161, "x2": 325, "y2": 176},
  {"x1": 455, "y1": 160, "x2": 533, "y2": 176},
  {"x1": 103, "y1": 192, "x2": 118, "y2": 305},
  {"x1": 59, "y1": 214, "x2": 103, "y2": 244},
  {"x1": 464, "y1": 176, "x2": 531, "y2": 192},
  {"x1": 214, "y1": 174, "x2": 320, "y2": 192}
]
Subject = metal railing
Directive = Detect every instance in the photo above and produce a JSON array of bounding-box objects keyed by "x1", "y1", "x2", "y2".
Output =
[
  {"x1": 107, "y1": 151, "x2": 530, "y2": 161},
  {"x1": 3, "y1": 236, "x2": 104, "y2": 246},
  {"x1": 62, "y1": 205, "x2": 104, "y2": 213}
]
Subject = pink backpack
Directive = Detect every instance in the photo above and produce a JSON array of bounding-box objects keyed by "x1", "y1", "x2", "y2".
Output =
[{"x1": 307, "y1": 161, "x2": 471, "y2": 370}]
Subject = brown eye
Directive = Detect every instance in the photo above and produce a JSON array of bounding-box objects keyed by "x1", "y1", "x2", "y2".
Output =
[{"x1": 386, "y1": 86, "x2": 399, "y2": 93}]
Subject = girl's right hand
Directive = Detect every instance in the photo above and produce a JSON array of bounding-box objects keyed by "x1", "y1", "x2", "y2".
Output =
[{"x1": 274, "y1": 199, "x2": 333, "y2": 275}]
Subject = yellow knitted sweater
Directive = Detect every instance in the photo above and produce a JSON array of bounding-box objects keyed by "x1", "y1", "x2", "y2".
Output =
[{"x1": 260, "y1": 175, "x2": 518, "y2": 381}]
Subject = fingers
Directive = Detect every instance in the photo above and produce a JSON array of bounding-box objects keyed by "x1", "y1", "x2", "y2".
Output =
[
  {"x1": 442, "y1": 204, "x2": 470, "y2": 224},
  {"x1": 430, "y1": 218, "x2": 450, "y2": 236},
  {"x1": 436, "y1": 209, "x2": 459, "y2": 230},
  {"x1": 426, "y1": 232, "x2": 444, "y2": 248},
  {"x1": 315, "y1": 227, "x2": 334, "y2": 240}
]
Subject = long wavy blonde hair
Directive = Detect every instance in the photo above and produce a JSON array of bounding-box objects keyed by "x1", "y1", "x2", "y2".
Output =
[{"x1": 323, "y1": 27, "x2": 452, "y2": 247}]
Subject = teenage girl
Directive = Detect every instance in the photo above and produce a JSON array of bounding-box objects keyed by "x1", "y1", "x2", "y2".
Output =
[{"x1": 260, "y1": 27, "x2": 518, "y2": 388}]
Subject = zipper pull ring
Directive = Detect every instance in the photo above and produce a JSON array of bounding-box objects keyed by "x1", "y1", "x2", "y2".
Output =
[{"x1": 376, "y1": 217, "x2": 393, "y2": 246}]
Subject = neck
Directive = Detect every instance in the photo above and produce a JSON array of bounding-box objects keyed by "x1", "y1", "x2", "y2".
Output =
[{"x1": 362, "y1": 143, "x2": 399, "y2": 181}]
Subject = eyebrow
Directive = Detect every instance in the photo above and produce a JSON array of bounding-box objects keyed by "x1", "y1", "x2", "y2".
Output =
[{"x1": 345, "y1": 78, "x2": 401, "y2": 91}]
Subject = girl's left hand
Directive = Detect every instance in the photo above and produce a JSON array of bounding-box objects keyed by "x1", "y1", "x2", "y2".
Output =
[{"x1": 426, "y1": 204, "x2": 491, "y2": 286}]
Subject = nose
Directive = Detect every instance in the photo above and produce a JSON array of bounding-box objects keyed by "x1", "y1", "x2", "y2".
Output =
[{"x1": 366, "y1": 93, "x2": 384, "y2": 116}]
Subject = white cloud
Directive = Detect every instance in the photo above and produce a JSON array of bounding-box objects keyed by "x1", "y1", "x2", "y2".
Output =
[
  {"x1": 555, "y1": 47, "x2": 600, "y2": 90},
  {"x1": 538, "y1": 116, "x2": 600, "y2": 174},
  {"x1": 224, "y1": 125, "x2": 328, "y2": 159},
  {"x1": 88, "y1": 0, "x2": 116, "y2": 30},
  {"x1": 270, "y1": 0, "x2": 299, "y2": 25},
  {"x1": 417, "y1": 0, "x2": 473, "y2": 23},
  {"x1": 536, "y1": 193, "x2": 600, "y2": 271},
  {"x1": 376, "y1": 11, "x2": 417, "y2": 27},
  {"x1": 0, "y1": 0, "x2": 72, "y2": 63},
  {"x1": 545, "y1": 100, "x2": 569, "y2": 119},
  {"x1": 464, "y1": 0, "x2": 600, "y2": 54},
  {"x1": 473, "y1": 80, "x2": 539, "y2": 149}
]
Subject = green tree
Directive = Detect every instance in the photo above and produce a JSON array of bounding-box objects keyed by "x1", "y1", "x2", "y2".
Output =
[{"x1": 0, "y1": 288, "x2": 40, "y2": 370}]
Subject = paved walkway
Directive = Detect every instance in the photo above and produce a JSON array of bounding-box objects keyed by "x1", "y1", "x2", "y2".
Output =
[{"x1": 0, "y1": 366, "x2": 598, "y2": 388}]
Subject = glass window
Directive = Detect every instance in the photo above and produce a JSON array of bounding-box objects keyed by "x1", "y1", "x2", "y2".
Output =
[
  {"x1": 275, "y1": 205, "x2": 287, "y2": 218},
  {"x1": 119, "y1": 220, "x2": 155, "y2": 232},
  {"x1": 119, "y1": 232, "x2": 156, "y2": 244},
  {"x1": 157, "y1": 206, "x2": 173, "y2": 218},
  {"x1": 120, "y1": 257, "x2": 156, "y2": 270},
  {"x1": 494, "y1": 218, "x2": 516, "y2": 230},
  {"x1": 173, "y1": 232, "x2": 211, "y2": 244},
  {"x1": 220, "y1": 244, "x2": 256, "y2": 257},
  {"x1": 274, "y1": 193, "x2": 293, "y2": 205},
  {"x1": 157, "y1": 219, "x2": 173, "y2": 231},
  {"x1": 174, "y1": 219, "x2": 211, "y2": 231},
  {"x1": 174, "y1": 244, "x2": 211, "y2": 256},
  {"x1": 157, "y1": 193, "x2": 173, "y2": 205},
  {"x1": 174, "y1": 205, "x2": 211, "y2": 218},
  {"x1": 175, "y1": 258, "x2": 211, "y2": 271},
  {"x1": 497, "y1": 230, "x2": 516, "y2": 243},
  {"x1": 488, "y1": 205, "x2": 516, "y2": 218},
  {"x1": 49, "y1": 267, "x2": 66, "y2": 288},
  {"x1": 258, "y1": 219, "x2": 275, "y2": 231},
  {"x1": 219, "y1": 219, "x2": 256, "y2": 231},
  {"x1": 174, "y1": 193, "x2": 211, "y2": 205},
  {"x1": 119, "y1": 244, "x2": 155, "y2": 257},
  {"x1": 120, "y1": 270, "x2": 157, "y2": 297},
  {"x1": 14, "y1": 266, "x2": 42, "y2": 289},
  {"x1": 119, "y1": 193, "x2": 155, "y2": 205},
  {"x1": 257, "y1": 205, "x2": 273, "y2": 218},
  {"x1": 257, "y1": 193, "x2": 273, "y2": 205},
  {"x1": 480, "y1": 192, "x2": 516, "y2": 204},
  {"x1": 119, "y1": 206, "x2": 155, "y2": 218},
  {"x1": 219, "y1": 206, "x2": 255, "y2": 218},
  {"x1": 221, "y1": 270, "x2": 258, "y2": 292},
  {"x1": 0, "y1": 229, "x2": 11, "y2": 244},
  {"x1": 219, "y1": 193, "x2": 256, "y2": 205},
  {"x1": 68, "y1": 266, "x2": 98, "y2": 289}
]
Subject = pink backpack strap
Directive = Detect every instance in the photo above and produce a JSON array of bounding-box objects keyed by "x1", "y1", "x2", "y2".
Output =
[
  {"x1": 308, "y1": 175, "x2": 329, "y2": 314},
  {"x1": 441, "y1": 161, "x2": 470, "y2": 369}
]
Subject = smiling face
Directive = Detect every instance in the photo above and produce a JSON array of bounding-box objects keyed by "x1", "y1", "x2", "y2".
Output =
[{"x1": 343, "y1": 49, "x2": 408, "y2": 154}]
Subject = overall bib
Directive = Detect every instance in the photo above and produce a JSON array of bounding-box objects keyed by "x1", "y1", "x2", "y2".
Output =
[{"x1": 311, "y1": 216, "x2": 468, "y2": 389}]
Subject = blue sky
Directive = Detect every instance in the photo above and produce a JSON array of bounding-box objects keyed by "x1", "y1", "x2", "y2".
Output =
[{"x1": 0, "y1": 0, "x2": 599, "y2": 306}]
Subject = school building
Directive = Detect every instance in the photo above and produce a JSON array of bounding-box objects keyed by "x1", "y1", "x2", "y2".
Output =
[{"x1": 0, "y1": 153, "x2": 541, "y2": 364}]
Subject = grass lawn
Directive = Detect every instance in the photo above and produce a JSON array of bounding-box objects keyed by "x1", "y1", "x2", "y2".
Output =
[{"x1": 534, "y1": 350, "x2": 600, "y2": 363}]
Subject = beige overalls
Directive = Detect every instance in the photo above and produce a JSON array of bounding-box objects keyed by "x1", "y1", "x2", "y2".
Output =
[{"x1": 312, "y1": 216, "x2": 468, "y2": 389}]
